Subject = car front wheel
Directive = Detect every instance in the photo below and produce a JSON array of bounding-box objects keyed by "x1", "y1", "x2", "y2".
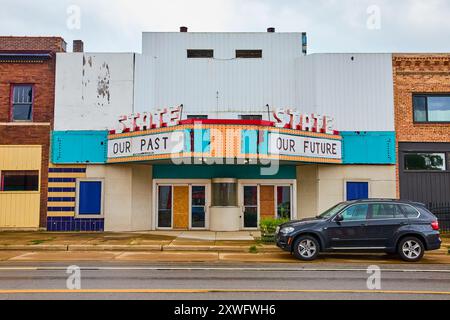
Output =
[
  {"x1": 398, "y1": 237, "x2": 425, "y2": 262},
  {"x1": 293, "y1": 236, "x2": 320, "y2": 261}
]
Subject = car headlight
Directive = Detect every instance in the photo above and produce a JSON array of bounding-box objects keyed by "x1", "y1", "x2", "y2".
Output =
[
  {"x1": 280, "y1": 227, "x2": 295, "y2": 234},
  {"x1": 275, "y1": 226, "x2": 280, "y2": 234}
]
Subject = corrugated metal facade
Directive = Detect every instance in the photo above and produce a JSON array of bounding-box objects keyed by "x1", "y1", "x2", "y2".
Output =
[
  {"x1": 135, "y1": 32, "x2": 304, "y2": 117},
  {"x1": 0, "y1": 146, "x2": 41, "y2": 228},
  {"x1": 133, "y1": 33, "x2": 394, "y2": 131},
  {"x1": 296, "y1": 53, "x2": 395, "y2": 131}
]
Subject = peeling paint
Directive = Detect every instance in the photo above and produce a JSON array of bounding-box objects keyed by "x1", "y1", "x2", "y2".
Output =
[{"x1": 96, "y1": 62, "x2": 111, "y2": 107}]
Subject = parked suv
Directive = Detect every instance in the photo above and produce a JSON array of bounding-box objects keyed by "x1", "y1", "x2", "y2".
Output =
[{"x1": 276, "y1": 199, "x2": 441, "y2": 262}]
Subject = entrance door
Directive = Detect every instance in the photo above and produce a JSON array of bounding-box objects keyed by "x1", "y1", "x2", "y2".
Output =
[
  {"x1": 157, "y1": 185, "x2": 172, "y2": 228},
  {"x1": 191, "y1": 185, "x2": 206, "y2": 229},
  {"x1": 243, "y1": 185, "x2": 258, "y2": 228}
]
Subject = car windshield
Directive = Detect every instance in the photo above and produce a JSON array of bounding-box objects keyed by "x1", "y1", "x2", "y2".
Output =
[{"x1": 316, "y1": 202, "x2": 349, "y2": 219}]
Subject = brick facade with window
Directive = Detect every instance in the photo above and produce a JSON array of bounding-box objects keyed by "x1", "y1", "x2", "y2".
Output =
[
  {"x1": 0, "y1": 37, "x2": 66, "y2": 228},
  {"x1": 393, "y1": 54, "x2": 450, "y2": 143},
  {"x1": 393, "y1": 54, "x2": 450, "y2": 207}
]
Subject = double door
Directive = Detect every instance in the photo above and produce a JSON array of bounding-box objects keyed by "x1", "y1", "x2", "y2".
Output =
[
  {"x1": 241, "y1": 184, "x2": 293, "y2": 229},
  {"x1": 157, "y1": 184, "x2": 208, "y2": 229}
]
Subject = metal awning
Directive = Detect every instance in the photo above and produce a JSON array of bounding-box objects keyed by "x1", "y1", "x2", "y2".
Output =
[{"x1": 0, "y1": 52, "x2": 52, "y2": 63}]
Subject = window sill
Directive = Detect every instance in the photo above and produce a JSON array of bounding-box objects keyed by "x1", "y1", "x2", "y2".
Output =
[
  {"x1": 0, "y1": 191, "x2": 40, "y2": 194},
  {"x1": 75, "y1": 215, "x2": 104, "y2": 219}
]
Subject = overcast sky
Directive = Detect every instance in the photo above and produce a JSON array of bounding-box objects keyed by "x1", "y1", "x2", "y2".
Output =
[{"x1": 1, "y1": 0, "x2": 450, "y2": 53}]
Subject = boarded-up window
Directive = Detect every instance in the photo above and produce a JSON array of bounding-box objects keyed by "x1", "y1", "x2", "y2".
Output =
[
  {"x1": 1, "y1": 170, "x2": 39, "y2": 191},
  {"x1": 187, "y1": 49, "x2": 214, "y2": 58},
  {"x1": 236, "y1": 50, "x2": 262, "y2": 58}
]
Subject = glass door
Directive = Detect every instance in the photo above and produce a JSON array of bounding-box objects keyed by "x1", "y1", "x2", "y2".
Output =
[
  {"x1": 191, "y1": 185, "x2": 206, "y2": 229},
  {"x1": 157, "y1": 185, "x2": 172, "y2": 228},
  {"x1": 276, "y1": 185, "x2": 292, "y2": 219},
  {"x1": 243, "y1": 185, "x2": 258, "y2": 228}
]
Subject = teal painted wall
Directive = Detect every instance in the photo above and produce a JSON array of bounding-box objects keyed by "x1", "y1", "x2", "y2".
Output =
[
  {"x1": 341, "y1": 131, "x2": 395, "y2": 164},
  {"x1": 52, "y1": 131, "x2": 107, "y2": 164},
  {"x1": 152, "y1": 165, "x2": 296, "y2": 179}
]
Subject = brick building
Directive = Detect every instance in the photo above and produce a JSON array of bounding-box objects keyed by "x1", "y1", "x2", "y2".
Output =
[
  {"x1": 0, "y1": 36, "x2": 66, "y2": 229},
  {"x1": 393, "y1": 54, "x2": 450, "y2": 212}
]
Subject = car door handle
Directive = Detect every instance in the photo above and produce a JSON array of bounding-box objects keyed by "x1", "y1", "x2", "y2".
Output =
[
  {"x1": 400, "y1": 222, "x2": 408, "y2": 226},
  {"x1": 360, "y1": 223, "x2": 368, "y2": 227}
]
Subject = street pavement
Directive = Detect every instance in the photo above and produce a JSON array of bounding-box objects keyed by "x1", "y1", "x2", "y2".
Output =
[{"x1": 0, "y1": 261, "x2": 449, "y2": 300}]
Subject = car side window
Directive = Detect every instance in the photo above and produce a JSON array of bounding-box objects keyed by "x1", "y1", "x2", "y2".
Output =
[
  {"x1": 369, "y1": 204, "x2": 401, "y2": 219},
  {"x1": 399, "y1": 204, "x2": 420, "y2": 218},
  {"x1": 339, "y1": 204, "x2": 369, "y2": 221}
]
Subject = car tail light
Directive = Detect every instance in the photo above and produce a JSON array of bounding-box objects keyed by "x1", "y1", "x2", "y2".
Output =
[{"x1": 431, "y1": 221, "x2": 439, "y2": 231}]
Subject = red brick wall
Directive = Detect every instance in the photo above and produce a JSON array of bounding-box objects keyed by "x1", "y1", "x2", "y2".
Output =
[
  {"x1": 0, "y1": 60, "x2": 56, "y2": 123},
  {"x1": 0, "y1": 37, "x2": 65, "y2": 228},
  {"x1": 393, "y1": 54, "x2": 450, "y2": 197},
  {"x1": 0, "y1": 37, "x2": 66, "y2": 52}
]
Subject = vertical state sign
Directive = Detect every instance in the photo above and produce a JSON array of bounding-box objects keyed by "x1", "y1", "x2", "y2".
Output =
[
  {"x1": 269, "y1": 133, "x2": 341, "y2": 160},
  {"x1": 108, "y1": 131, "x2": 185, "y2": 159}
]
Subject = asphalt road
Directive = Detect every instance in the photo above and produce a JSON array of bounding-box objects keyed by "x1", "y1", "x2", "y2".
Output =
[{"x1": 0, "y1": 262, "x2": 449, "y2": 300}]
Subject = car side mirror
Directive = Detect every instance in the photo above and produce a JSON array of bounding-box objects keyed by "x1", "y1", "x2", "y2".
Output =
[{"x1": 334, "y1": 214, "x2": 344, "y2": 222}]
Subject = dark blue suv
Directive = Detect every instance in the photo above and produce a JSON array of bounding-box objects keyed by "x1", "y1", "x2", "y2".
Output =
[{"x1": 276, "y1": 199, "x2": 441, "y2": 262}]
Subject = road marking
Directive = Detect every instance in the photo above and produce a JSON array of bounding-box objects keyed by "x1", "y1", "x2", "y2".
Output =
[
  {"x1": 0, "y1": 288, "x2": 449, "y2": 295},
  {"x1": 1, "y1": 266, "x2": 450, "y2": 273}
]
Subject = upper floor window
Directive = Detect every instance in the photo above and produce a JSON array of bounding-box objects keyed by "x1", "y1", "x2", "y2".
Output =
[
  {"x1": 413, "y1": 94, "x2": 450, "y2": 122},
  {"x1": 187, "y1": 115, "x2": 208, "y2": 119},
  {"x1": 236, "y1": 50, "x2": 262, "y2": 58},
  {"x1": 239, "y1": 115, "x2": 262, "y2": 120},
  {"x1": 187, "y1": 49, "x2": 213, "y2": 58},
  {"x1": 404, "y1": 153, "x2": 446, "y2": 171},
  {"x1": 11, "y1": 85, "x2": 33, "y2": 121}
]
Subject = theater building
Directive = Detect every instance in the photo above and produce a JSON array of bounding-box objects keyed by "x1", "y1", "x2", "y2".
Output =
[
  {"x1": 0, "y1": 37, "x2": 66, "y2": 230},
  {"x1": 393, "y1": 54, "x2": 450, "y2": 216},
  {"x1": 48, "y1": 29, "x2": 397, "y2": 232}
]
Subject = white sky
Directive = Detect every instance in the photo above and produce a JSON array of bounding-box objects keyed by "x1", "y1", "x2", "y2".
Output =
[{"x1": 1, "y1": 0, "x2": 450, "y2": 53}]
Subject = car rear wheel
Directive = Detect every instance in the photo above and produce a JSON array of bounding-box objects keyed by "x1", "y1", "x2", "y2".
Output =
[
  {"x1": 293, "y1": 236, "x2": 320, "y2": 261},
  {"x1": 398, "y1": 237, "x2": 424, "y2": 262}
]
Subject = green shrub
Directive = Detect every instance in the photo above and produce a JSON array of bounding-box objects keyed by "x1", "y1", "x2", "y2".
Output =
[
  {"x1": 249, "y1": 245, "x2": 258, "y2": 253},
  {"x1": 259, "y1": 217, "x2": 290, "y2": 243}
]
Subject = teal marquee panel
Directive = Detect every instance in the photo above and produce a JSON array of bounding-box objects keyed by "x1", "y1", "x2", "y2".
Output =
[
  {"x1": 184, "y1": 129, "x2": 211, "y2": 153},
  {"x1": 341, "y1": 131, "x2": 396, "y2": 164},
  {"x1": 241, "y1": 130, "x2": 268, "y2": 155},
  {"x1": 52, "y1": 131, "x2": 108, "y2": 164},
  {"x1": 152, "y1": 164, "x2": 296, "y2": 179}
]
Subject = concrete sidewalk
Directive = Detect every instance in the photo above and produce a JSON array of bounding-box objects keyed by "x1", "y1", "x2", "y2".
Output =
[
  {"x1": 0, "y1": 232, "x2": 448, "y2": 262},
  {"x1": 0, "y1": 231, "x2": 270, "y2": 253}
]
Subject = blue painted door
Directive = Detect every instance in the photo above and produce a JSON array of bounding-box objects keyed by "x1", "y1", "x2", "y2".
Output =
[
  {"x1": 79, "y1": 181, "x2": 102, "y2": 215},
  {"x1": 346, "y1": 182, "x2": 369, "y2": 201}
]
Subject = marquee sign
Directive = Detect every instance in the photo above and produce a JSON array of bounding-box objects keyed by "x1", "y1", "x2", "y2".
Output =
[
  {"x1": 268, "y1": 133, "x2": 342, "y2": 159},
  {"x1": 110, "y1": 106, "x2": 339, "y2": 135},
  {"x1": 272, "y1": 108, "x2": 337, "y2": 134},
  {"x1": 108, "y1": 131, "x2": 185, "y2": 159},
  {"x1": 111, "y1": 105, "x2": 183, "y2": 134}
]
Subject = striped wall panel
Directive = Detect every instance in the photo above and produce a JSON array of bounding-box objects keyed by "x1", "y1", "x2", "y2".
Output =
[
  {"x1": 47, "y1": 165, "x2": 86, "y2": 217},
  {"x1": 46, "y1": 164, "x2": 104, "y2": 231}
]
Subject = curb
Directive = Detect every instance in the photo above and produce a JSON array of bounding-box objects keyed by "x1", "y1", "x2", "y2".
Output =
[
  {"x1": 0, "y1": 244, "x2": 68, "y2": 251},
  {"x1": 0, "y1": 244, "x2": 280, "y2": 253}
]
